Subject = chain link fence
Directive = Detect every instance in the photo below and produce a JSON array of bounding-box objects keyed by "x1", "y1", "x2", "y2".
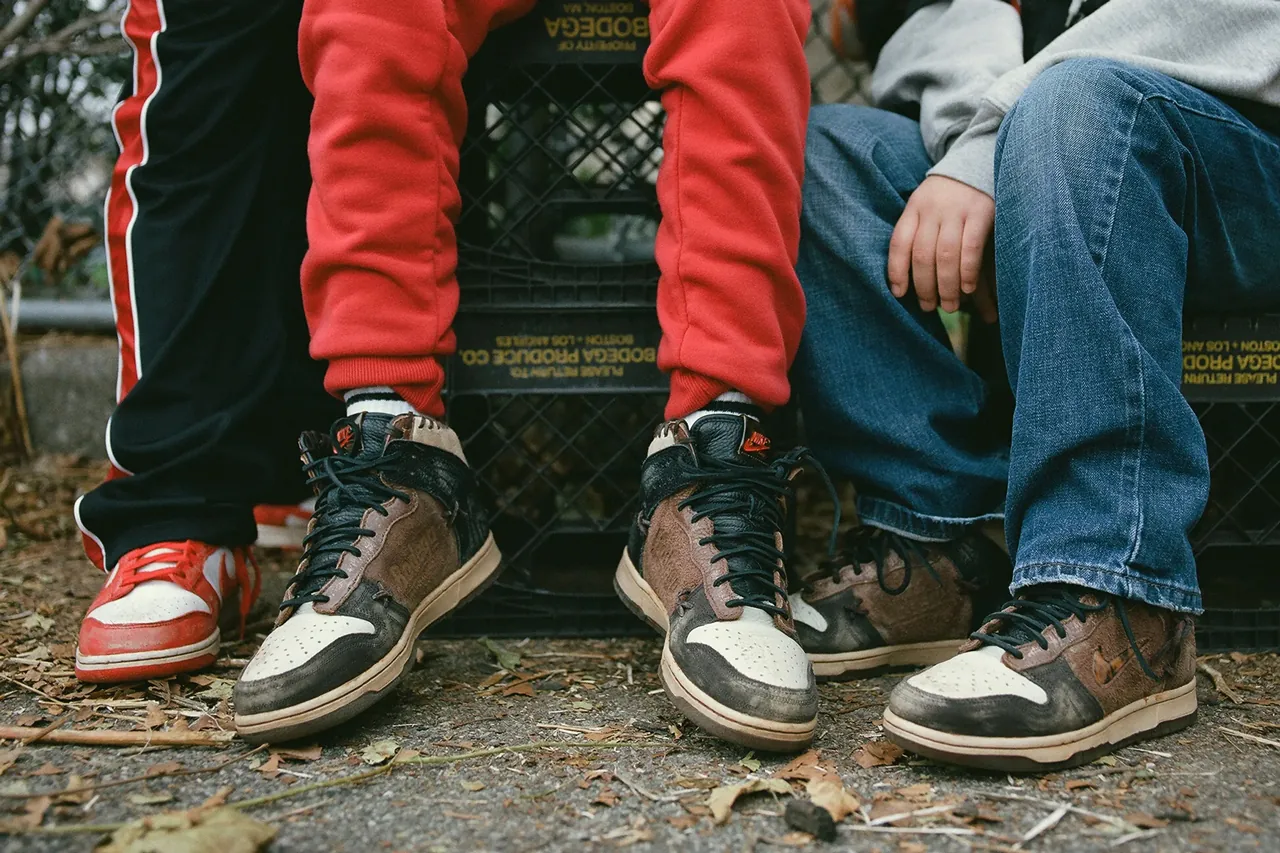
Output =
[{"x1": 0, "y1": 0, "x2": 867, "y2": 303}]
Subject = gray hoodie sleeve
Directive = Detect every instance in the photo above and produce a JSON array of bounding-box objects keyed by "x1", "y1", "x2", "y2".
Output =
[
  {"x1": 928, "y1": 0, "x2": 1280, "y2": 196},
  {"x1": 871, "y1": 0, "x2": 1024, "y2": 164}
]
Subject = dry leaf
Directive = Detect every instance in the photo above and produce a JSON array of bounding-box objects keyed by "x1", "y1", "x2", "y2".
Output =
[
  {"x1": 774, "y1": 750, "x2": 822, "y2": 781},
  {"x1": 898, "y1": 842, "x2": 927, "y2": 853},
  {"x1": 461, "y1": 781, "x2": 486, "y2": 792},
  {"x1": 202, "y1": 786, "x2": 234, "y2": 808},
  {"x1": 1226, "y1": 817, "x2": 1260, "y2": 834},
  {"x1": 479, "y1": 638, "x2": 521, "y2": 671},
  {"x1": 272, "y1": 745, "x2": 322, "y2": 761},
  {"x1": 773, "y1": 831, "x2": 814, "y2": 847},
  {"x1": 805, "y1": 778, "x2": 861, "y2": 822},
  {"x1": 593, "y1": 787, "x2": 621, "y2": 807},
  {"x1": 708, "y1": 778, "x2": 792, "y2": 824},
  {"x1": 30, "y1": 762, "x2": 62, "y2": 776},
  {"x1": 477, "y1": 671, "x2": 508, "y2": 689},
  {"x1": 359, "y1": 739, "x2": 401, "y2": 765},
  {"x1": 667, "y1": 814, "x2": 699, "y2": 829},
  {"x1": 869, "y1": 798, "x2": 913, "y2": 823},
  {"x1": 1066, "y1": 779, "x2": 1097, "y2": 791},
  {"x1": 503, "y1": 682, "x2": 536, "y2": 698},
  {"x1": 854, "y1": 742, "x2": 903, "y2": 769},
  {"x1": 673, "y1": 777, "x2": 720, "y2": 790},
  {"x1": 97, "y1": 806, "x2": 275, "y2": 853},
  {"x1": 56, "y1": 775, "x2": 92, "y2": 804},
  {"x1": 21, "y1": 613, "x2": 54, "y2": 635},
  {"x1": 144, "y1": 703, "x2": 166, "y2": 730},
  {"x1": 128, "y1": 793, "x2": 175, "y2": 806},
  {"x1": 0, "y1": 750, "x2": 19, "y2": 777},
  {"x1": 895, "y1": 783, "x2": 932, "y2": 801},
  {"x1": 257, "y1": 755, "x2": 282, "y2": 779}
]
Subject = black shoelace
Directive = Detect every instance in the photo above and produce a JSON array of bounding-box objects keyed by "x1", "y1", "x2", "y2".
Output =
[
  {"x1": 678, "y1": 447, "x2": 841, "y2": 617},
  {"x1": 279, "y1": 446, "x2": 411, "y2": 611},
  {"x1": 820, "y1": 527, "x2": 940, "y2": 595},
  {"x1": 972, "y1": 586, "x2": 1159, "y2": 679}
]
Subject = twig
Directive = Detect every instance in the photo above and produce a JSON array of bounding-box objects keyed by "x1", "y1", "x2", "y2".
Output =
[
  {"x1": 0, "y1": 7, "x2": 123, "y2": 76},
  {"x1": 21, "y1": 712, "x2": 72, "y2": 746},
  {"x1": 224, "y1": 740, "x2": 666, "y2": 813},
  {"x1": 1198, "y1": 661, "x2": 1243, "y2": 704},
  {"x1": 0, "y1": 673, "x2": 64, "y2": 704},
  {"x1": 0, "y1": 277, "x2": 32, "y2": 457},
  {"x1": 5, "y1": 741, "x2": 667, "y2": 835},
  {"x1": 0, "y1": 726, "x2": 236, "y2": 747},
  {"x1": 2, "y1": 745, "x2": 267, "y2": 800},
  {"x1": 611, "y1": 770, "x2": 683, "y2": 803},
  {"x1": 1017, "y1": 804, "x2": 1069, "y2": 848},
  {"x1": 866, "y1": 803, "x2": 959, "y2": 827},
  {"x1": 1219, "y1": 727, "x2": 1280, "y2": 749},
  {"x1": 0, "y1": 0, "x2": 53, "y2": 52},
  {"x1": 844, "y1": 826, "x2": 976, "y2": 837},
  {"x1": 1111, "y1": 829, "x2": 1161, "y2": 847},
  {"x1": 983, "y1": 793, "x2": 1137, "y2": 833}
]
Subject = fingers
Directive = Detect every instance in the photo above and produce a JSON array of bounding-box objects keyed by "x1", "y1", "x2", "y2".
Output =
[
  {"x1": 935, "y1": 217, "x2": 964, "y2": 313},
  {"x1": 911, "y1": 216, "x2": 939, "y2": 312},
  {"x1": 959, "y1": 213, "x2": 993, "y2": 298},
  {"x1": 887, "y1": 210, "x2": 918, "y2": 298}
]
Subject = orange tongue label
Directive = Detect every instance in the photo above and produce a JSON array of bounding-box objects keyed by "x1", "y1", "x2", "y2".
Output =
[
  {"x1": 741, "y1": 431, "x2": 771, "y2": 454},
  {"x1": 335, "y1": 424, "x2": 357, "y2": 451}
]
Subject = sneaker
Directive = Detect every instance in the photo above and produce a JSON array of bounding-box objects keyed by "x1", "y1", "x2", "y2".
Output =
[
  {"x1": 233, "y1": 412, "x2": 501, "y2": 743},
  {"x1": 883, "y1": 585, "x2": 1198, "y2": 771},
  {"x1": 614, "y1": 410, "x2": 834, "y2": 752},
  {"x1": 76, "y1": 542, "x2": 260, "y2": 683},
  {"x1": 791, "y1": 527, "x2": 1011, "y2": 679},
  {"x1": 253, "y1": 499, "x2": 315, "y2": 550}
]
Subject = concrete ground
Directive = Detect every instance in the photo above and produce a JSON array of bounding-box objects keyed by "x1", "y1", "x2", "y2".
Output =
[{"x1": 1, "y1": 459, "x2": 1279, "y2": 853}]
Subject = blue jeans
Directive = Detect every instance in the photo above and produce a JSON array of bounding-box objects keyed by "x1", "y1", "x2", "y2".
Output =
[{"x1": 795, "y1": 59, "x2": 1280, "y2": 613}]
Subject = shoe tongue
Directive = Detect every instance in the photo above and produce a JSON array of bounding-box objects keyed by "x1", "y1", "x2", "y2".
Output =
[
  {"x1": 302, "y1": 414, "x2": 398, "y2": 585},
  {"x1": 686, "y1": 413, "x2": 770, "y2": 463},
  {"x1": 330, "y1": 413, "x2": 395, "y2": 459},
  {"x1": 994, "y1": 584, "x2": 1095, "y2": 645},
  {"x1": 683, "y1": 413, "x2": 780, "y2": 606}
]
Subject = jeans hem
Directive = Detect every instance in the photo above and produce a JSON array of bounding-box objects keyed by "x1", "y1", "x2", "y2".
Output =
[
  {"x1": 1012, "y1": 561, "x2": 1203, "y2": 615},
  {"x1": 857, "y1": 496, "x2": 1004, "y2": 543}
]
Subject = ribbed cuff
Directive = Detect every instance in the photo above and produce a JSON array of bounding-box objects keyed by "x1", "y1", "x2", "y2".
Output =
[
  {"x1": 326, "y1": 356, "x2": 446, "y2": 418},
  {"x1": 666, "y1": 369, "x2": 733, "y2": 420}
]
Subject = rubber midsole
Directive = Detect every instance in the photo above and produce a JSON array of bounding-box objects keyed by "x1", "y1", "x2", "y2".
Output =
[
  {"x1": 884, "y1": 679, "x2": 1197, "y2": 760},
  {"x1": 76, "y1": 630, "x2": 220, "y2": 668},
  {"x1": 809, "y1": 639, "x2": 962, "y2": 674},
  {"x1": 235, "y1": 534, "x2": 501, "y2": 731}
]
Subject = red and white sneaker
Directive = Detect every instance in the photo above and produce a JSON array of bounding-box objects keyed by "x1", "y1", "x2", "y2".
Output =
[
  {"x1": 75, "y1": 541, "x2": 261, "y2": 683},
  {"x1": 253, "y1": 498, "x2": 315, "y2": 550}
]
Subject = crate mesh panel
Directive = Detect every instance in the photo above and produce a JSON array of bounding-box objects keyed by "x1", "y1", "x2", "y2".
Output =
[{"x1": 1192, "y1": 402, "x2": 1280, "y2": 550}]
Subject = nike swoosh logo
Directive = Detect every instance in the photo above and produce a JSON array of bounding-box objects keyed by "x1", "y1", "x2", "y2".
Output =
[{"x1": 1093, "y1": 647, "x2": 1134, "y2": 686}]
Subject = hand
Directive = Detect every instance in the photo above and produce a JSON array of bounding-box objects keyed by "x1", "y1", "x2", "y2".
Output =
[{"x1": 887, "y1": 174, "x2": 995, "y2": 315}]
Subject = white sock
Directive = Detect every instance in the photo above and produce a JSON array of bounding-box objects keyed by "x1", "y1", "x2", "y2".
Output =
[
  {"x1": 683, "y1": 391, "x2": 758, "y2": 427},
  {"x1": 344, "y1": 386, "x2": 417, "y2": 418}
]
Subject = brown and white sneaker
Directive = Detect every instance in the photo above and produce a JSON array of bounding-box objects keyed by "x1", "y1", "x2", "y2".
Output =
[
  {"x1": 883, "y1": 585, "x2": 1198, "y2": 771},
  {"x1": 614, "y1": 408, "x2": 836, "y2": 752},
  {"x1": 233, "y1": 412, "x2": 502, "y2": 743},
  {"x1": 791, "y1": 527, "x2": 1011, "y2": 679}
]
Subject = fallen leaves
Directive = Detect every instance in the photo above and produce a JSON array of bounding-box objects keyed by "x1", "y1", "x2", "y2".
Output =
[
  {"x1": 1125, "y1": 813, "x2": 1170, "y2": 829},
  {"x1": 708, "y1": 778, "x2": 791, "y2": 824},
  {"x1": 359, "y1": 739, "x2": 401, "y2": 766},
  {"x1": 97, "y1": 807, "x2": 276, "y2": 853},
  {"x1": 479, "y1": 637, "x2": 521, "y2": 672},
  {"x1": 853, "y1": 741, "x2": 903, "y2": 769},
  {"x1": 804, "y1": 778, "x2": 861, "y2": 822}
]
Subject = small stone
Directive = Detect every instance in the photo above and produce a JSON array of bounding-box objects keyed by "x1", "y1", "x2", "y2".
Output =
[{"x1": 784, "y1": 799, "x2": 837, "y2": 842}]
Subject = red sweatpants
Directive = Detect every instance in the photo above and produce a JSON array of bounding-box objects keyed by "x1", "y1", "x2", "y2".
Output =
[{"x1": 299, "y1": 0, "x2": 811, "y2": 419}]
